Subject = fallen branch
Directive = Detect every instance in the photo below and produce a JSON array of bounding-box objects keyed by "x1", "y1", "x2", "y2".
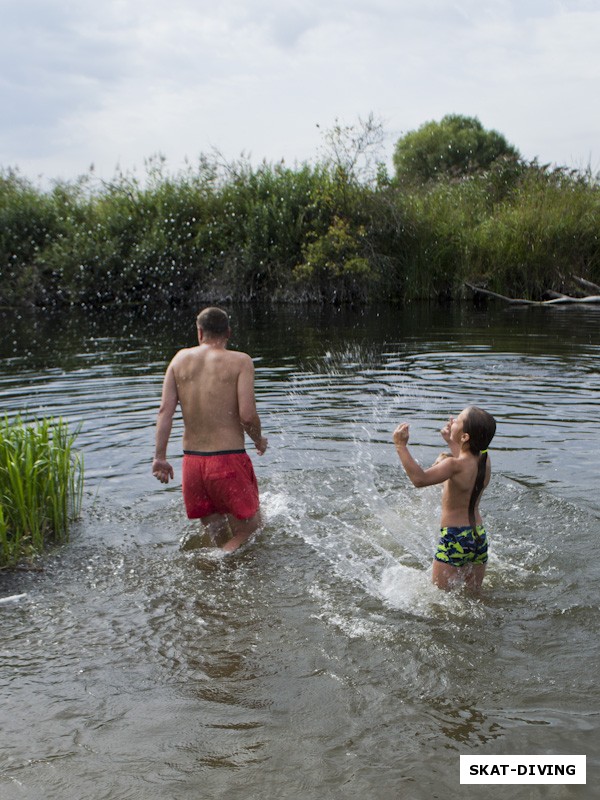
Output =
[
  {"x1": 545, "y1": 295, "x2": 600, "y2": 304},
  {"x1": 464, "y1": 283, "x2": 539, "y2": 304},
  {"x1": 573, "y1": 275, "x2": 600, "y2": 294},
  {"x1": 465, "y1": 282, "x2": 600, "y2": 305}
]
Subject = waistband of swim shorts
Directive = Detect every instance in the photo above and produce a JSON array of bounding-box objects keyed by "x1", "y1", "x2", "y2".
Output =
[
  {"x1": 183, "y1": 449, "x2": 246, "y2": 456},
  {"x1": 440, "y1": 524, "x2": 486, "y2": 535}
]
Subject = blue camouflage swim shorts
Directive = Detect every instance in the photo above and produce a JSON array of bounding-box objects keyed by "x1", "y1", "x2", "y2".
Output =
[{"x1": 434, "y1": 525, "x2": 488, "y2": 567}]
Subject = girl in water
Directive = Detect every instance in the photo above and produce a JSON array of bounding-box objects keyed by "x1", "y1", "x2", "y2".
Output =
[{"x1": 393, "y1": 406, "x2": 496, "y2": 591}]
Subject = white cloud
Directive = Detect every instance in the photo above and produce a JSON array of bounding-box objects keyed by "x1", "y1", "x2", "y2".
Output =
[{"x1": 1, "y1": 0, "x2": 599, "y2": 182}]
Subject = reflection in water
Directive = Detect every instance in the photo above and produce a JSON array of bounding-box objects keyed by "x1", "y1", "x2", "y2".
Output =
[{"x1": 0, "y1": 304, "x2": 599, "y2": 799}]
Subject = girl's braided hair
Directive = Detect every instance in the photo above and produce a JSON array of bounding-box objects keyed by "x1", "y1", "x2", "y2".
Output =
[{"x1": 462, "y1": 406, "x2": 496, "y2": 537}]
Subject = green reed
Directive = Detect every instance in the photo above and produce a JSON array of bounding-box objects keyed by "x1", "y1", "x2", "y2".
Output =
[
  {"x1": 0, "y1": 416, "x2": 83, "y2": 568},
  {"x1": 1, "y1": 154, "x2": 599, "y2": 307},
  {"x1": 464, "y1": 166, "x2": 600, "y2": 297}
]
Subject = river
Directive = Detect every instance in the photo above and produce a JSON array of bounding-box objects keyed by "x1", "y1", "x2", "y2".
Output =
[{"x1": 1, "y1": 302, "x2": 598, "y2": 799}]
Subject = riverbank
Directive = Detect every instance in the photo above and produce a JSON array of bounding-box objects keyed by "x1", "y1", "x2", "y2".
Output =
[{"x1": 2, "y1": 154, "x2": 599, "y2": 309}]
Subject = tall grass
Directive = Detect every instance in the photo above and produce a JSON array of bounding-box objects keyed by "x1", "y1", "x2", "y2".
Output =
[
  {"x1": 0, "y1": 169, "x2": 62, "y2": 306},
  {"x1": 1, "y1": 156, "x2": 599, "y2": 306},
  {"x1": 466, "y1": 166, "x2": 600, "y2": 296},
  {"x1": 0, "y1": 416, "x2": 83, "y2": 568}
]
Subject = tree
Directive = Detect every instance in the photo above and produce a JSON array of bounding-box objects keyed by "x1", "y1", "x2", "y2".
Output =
[
  {"x1": 393, "y1": 114, "x2": 520, "y2": 185},
  {"x1": 317, "y1": 113, "x2": 386, "y2": 186}
]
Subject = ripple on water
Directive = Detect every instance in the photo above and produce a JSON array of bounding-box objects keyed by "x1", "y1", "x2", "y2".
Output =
[{"x1": 1, "y1": 305, "x2": 599, "y2": 798}]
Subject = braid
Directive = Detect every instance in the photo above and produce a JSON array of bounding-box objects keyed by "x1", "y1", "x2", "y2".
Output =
[
  {"x1": 463, "y1": 406, "x2": 496, "y2": 541},
  {"x1": 468, "y1": 451, "x2": 488, "y2": 539}
]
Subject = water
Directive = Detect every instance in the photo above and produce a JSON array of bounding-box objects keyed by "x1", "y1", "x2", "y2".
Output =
[{"x1": 1, "y1": 303, "x2": 599, "y2": 799}]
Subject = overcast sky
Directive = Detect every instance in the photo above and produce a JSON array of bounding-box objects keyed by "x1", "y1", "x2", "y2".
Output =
[{"x1": 2, "y1": 0, "x2": 599, "y2": 185}]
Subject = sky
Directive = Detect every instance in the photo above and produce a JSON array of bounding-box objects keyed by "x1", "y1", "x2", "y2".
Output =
[{"x1": 2, "y1": 0, "x2": 599, "y2": 185}]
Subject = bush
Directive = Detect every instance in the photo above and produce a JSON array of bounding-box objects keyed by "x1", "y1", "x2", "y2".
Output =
[
  {"x1": 1, "y1": 122, "x2": 599, "y2": 307},
  {"x1": 0, "y1": 170, "x2": 61, "y2": 305},
  {"x1": 466, "y1": 165, "x2": 600, "y2": 297}
]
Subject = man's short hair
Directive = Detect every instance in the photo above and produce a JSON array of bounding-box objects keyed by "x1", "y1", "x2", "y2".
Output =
[{"x1": 196, "y1": 307, "x2": 230, "y2": 336}]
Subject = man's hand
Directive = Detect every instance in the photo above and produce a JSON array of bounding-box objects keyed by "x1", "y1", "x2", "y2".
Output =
[
  {"x1": 152, "y1": 458, "x2": 174, "y2": 484},
  {"x1": 255, "y1": 436, "x2": 268, "y2": 455}
]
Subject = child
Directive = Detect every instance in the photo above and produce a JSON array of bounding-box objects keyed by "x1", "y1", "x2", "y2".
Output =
[{"x1": 393, "y1": 406, "x2": 496, "y2": 591}]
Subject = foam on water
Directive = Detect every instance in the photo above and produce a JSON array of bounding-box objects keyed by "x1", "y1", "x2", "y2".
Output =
[
  {"x1": 259, "y1": 460, "x2": 490, "y2": 626},
  {"x1": 0, "y1": 593, "x2": 28, "y2": 605}
]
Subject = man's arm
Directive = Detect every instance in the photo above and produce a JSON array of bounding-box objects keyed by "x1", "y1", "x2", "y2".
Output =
[
  {"x1": 237, "y1": 356, "x2": 268, "y2": 455},
  {"x1": 152, "y1": 363, "x2": 178, "y2": 483}
]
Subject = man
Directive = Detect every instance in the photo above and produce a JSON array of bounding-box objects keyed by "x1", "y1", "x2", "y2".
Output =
[{"x1": 152, "y1": 307, "x2": 268, "y2": 553}]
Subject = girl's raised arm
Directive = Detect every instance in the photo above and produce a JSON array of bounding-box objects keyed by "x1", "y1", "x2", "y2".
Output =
[{"x1": 393, "y1": 423, "x2": 460, "y2": 488}]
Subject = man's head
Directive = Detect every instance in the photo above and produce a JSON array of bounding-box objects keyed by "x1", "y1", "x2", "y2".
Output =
[{"x1": 196, "y1": 307, "x2": 230, "y2": 340}]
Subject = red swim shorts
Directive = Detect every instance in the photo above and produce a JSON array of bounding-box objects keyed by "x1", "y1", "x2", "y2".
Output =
[{"x1": 182, "y1": 450, "x2": 259, "y2": 521}]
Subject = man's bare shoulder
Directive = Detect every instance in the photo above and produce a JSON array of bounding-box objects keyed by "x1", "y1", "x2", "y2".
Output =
[
  {"x1": 169, "y1": 345, "x2": 253, "y2": 369},
  {"x1": 168, "y1": 346, "x2": 199, "y2": 366},
  {"x1": 229, "y1": 349, "x2": 254, "y2": 364},
  {"x1": 206, "y1": 348, "x2": 253, "y2": 369}
]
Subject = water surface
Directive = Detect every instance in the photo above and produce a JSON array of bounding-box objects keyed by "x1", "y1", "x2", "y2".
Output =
[{"x1": 1, "y1": 303, "x2": 598, "y2": 799}]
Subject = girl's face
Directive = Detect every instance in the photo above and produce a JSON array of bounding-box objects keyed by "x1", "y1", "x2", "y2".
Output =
[{"x1": 449, "y1": 410, "x2": 469, "y2": 444}]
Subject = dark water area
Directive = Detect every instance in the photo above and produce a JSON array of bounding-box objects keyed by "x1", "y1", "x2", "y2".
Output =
[{"x1": 1, "y1": 302, "x2": 599, "y2": 799}]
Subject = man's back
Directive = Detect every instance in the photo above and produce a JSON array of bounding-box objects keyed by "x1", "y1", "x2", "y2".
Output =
[
  {"x1": 171, "y1": 344, "x2": 250, "y2": 452},
  {"x1": 152, "y1": 306, "x2": 267, "y2": 553}
]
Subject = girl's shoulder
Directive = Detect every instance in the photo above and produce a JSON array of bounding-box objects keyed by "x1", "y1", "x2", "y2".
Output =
[{"x1": 451, "y1": 452, "x2": 479, "y2": 479}]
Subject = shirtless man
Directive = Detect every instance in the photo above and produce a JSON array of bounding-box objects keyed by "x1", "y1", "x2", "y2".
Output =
[{"x1": 152, "y1": 307, "x2": 268, "y2": 553}]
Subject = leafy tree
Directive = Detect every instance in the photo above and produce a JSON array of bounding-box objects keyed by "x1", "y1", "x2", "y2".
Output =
[{"x1": 393, "y1": 114, "x2": 520, "y2": 185}]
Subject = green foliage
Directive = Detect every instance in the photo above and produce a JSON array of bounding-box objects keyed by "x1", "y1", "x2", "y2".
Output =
[
  {"x1": 1, "y1": 118, "x2": 599, "y2": 306},
  {"x1": 297, "y1": 216, "x2": 369, "y2": 277},
  {"x1": 393, "y1": 114, "x2": 521, "y2": 185},
  {"x1": 0, "y1": 417, "x2": 83, "y2": 568},
  {"x1": 203, "y1": 160, "x2": 325, "y2": 298},
  {"x1": 0, "y1": 170, "x2": 61, "y2": 305},
  {"x1": 467, "y1": 164, "x2": 600, "y2": 296},
  {"x1": 295, "y1": 215, "x2": 372, "y2": 302}
]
